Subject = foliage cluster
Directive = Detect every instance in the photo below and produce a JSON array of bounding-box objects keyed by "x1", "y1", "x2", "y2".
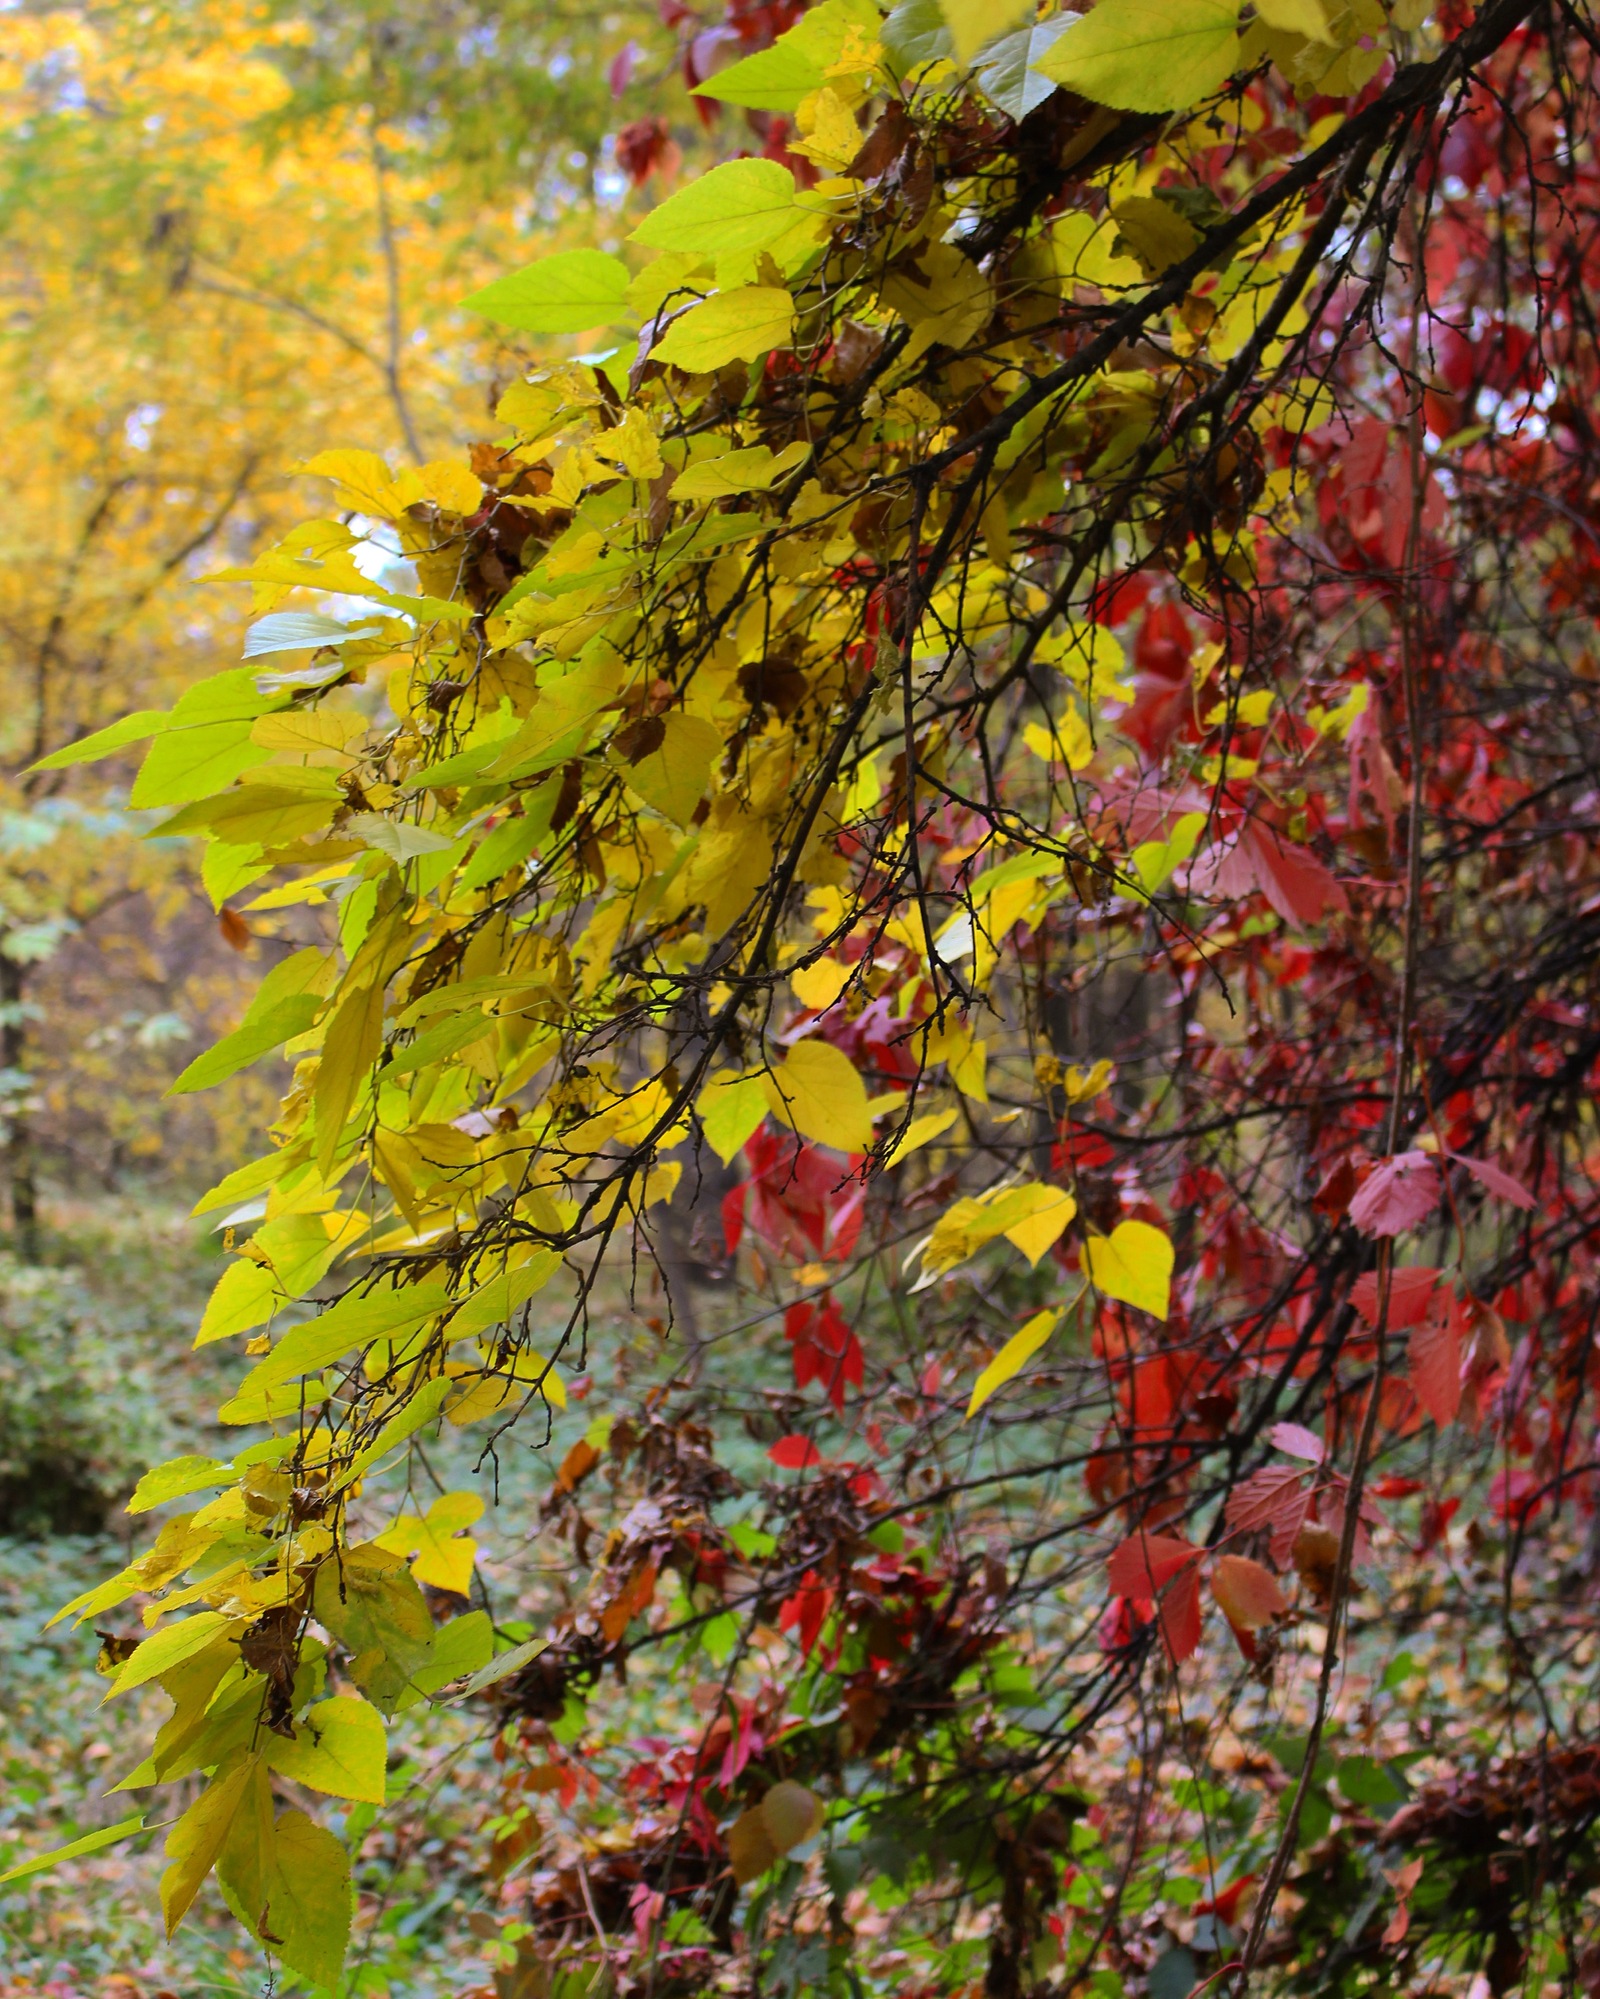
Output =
[{"x1": 15, "y1": 0, "x2": 1600, "y2": 1997}]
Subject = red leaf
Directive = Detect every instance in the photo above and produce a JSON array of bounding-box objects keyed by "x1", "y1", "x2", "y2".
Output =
[
  {"x1": 1106, "y1": 1530, "x2": 1195, "y2": 1598},
  {"x1": 1243, "y1": 824, "x2": 1348, "y2": 926},
  {"x1": 1350, "y1": 1266, "x2": 1441, "y2": 1329},
  {"x1": 1409, "y1": 1300, "x2": 1463, "y2": 1427},
  {"x1": 1370, "y1": 1475, "x2": 1424, "y2": 1499},
  {"x1": 777, "y1": 1570, "x2": 834, "y2": 1657},
  {"x1": 1156, "y1": 1565, "x2": 1203, "y2": 1663},
  {"x1": 1196, "y1": 1874, "x2": 1258, "y2": 1924},
  {"x1": 1348, "y1": 1151, "x2": 1443, "y2": 1237},
  {"x1": 1449, "y1": 1150, "x2": 1536, "y2": 1210},
  {"x1": 1107, "y1": 1532, "x2": 1201, "y2": 1663},
  {"x1": 768, "y1": 1435, "x2": 822, "y2": 1469},
  {"x1": 218, "y1": 907, "x2": 253, "y2": 952}
]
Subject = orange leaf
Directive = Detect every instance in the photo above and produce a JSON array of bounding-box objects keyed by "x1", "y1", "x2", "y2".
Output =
[{"x1": 1212, "y1": 1554, "x2": 1286, "y2": 1630}]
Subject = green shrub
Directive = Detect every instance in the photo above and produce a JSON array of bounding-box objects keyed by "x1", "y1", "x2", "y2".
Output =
[{"x1": 0, "y1": 1245, "x2": 179, "y2": 1533}]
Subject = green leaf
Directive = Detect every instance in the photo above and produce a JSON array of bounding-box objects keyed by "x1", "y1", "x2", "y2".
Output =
[
  {"x1": 0, "y1": 1813, "x2": 149, "y2": 1883},
  {"x1": 110, "y1": 1612, "x2": 238, "y2": 1699},
  {"x1": 1033, "y1": 0, "x2": 1241, "y2": 111},
  {"x1": 130, "y1": 668, "x2": 284, "y2": 809},
  {"x1": 652, "y1": 288, "x2": 797, "y2": 372},
  {"x1": 339, "y1": 1371, "x2": 456, "y2": 1485},
  {"x1": 28, "y1": 710, "x2": 169, "y2": 772},
  {"x1": 632, "y1": 160, "x2": 813, "y2": 261},
  {"x1": 695, "y1": 0, "x2": 883, "y2": 110},
  {"x1": 697, "y1": 1071, "x2": 768, "y2": 1165},
  {"x1": 967, "y1": 1307, "x2": 1061, "y2": 1417},
  {"x1": 265, "y1": 1809, "x2": 352, "y2": 1991},
  {"x1": 462, "y1": 249, "x2": 632, "y2": 333},
  {"x1": 443, "y1": 1634, "x2": 546, "y2": 1702},
  {"x1": 132, "y1": 721, "x2": 272, "y2": 809},
  {"x1": 126, "y1": 1454, "x2": 235, "y2": 1514},
  {"x1": 224, "y1": 1281, "x2": 452, "y2": 1405},
  {"x1": 671, "y1": 440, "x2": 811, "y2": 500},
  {"x1": 266, "y1": 1696, "x2": 387, "y2": 1804},
  {"x1": 312, "y1": 1544, "x2": 434, "y2": 1715},
  {"x1": 194, "y1": 1258, "x2": 279, "y2": 1347},
  {"x1": 973, "y1": 14, "x2": 1076, "y2": 119},
  {"x1": 167, "y1": 992, "x2": 323, "y2": 1096},
  {"x1": 447, "y1": 1251, "x2": 563, "y2": 1340},
  {"x1": 882, "y1": 0, "x2": 953, "y2": 71},
  {"x1": 402, "y1": 1608, "x2": 494, "y2": 1706},
  {"x1": 191, "y1": 1146, "x2": 306, "y2": 1218}
]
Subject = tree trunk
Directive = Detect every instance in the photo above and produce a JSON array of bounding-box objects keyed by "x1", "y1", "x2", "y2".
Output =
[{"x1": 0, "y1": 951, "x2": 39, "y2": 1261}]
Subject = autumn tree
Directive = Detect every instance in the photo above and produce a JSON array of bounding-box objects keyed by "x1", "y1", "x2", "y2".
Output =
[
  {"x1": 25, "y1": 0, "x2": 1600, "y2": 1995},
  {"x1": 0, "y1": 0, "x2": 658, "y2": 1228}
]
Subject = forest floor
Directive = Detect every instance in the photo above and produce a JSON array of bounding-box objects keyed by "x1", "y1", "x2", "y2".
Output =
[{"x1": 0, "y1": 1199, "x2": 585, "y2": 1998}]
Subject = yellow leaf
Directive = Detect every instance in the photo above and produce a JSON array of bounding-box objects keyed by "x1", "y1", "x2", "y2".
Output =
[
  {"x1": 445, "y1": 1351, "x2": 567, "y2": 1425},
  {"x1": 110, "y1": 1611, "x2": 236, "y2": 1698},
  {"x1": 790, "y1": 956, "x2": 852, "y2": 1011},
  {"x1": 915, "y1": 1180, "x2": 1075, "y2": 1283},
  {"x1": 160, "y1": 1755, "x2": 260, "y2": 1936},
  {"x1": 264, "y1": 1809, "x2": 351, "y2": 1991},
  {"x1": 1023, "y1": 710, "x2": 1094, "y2": 770},
  {"x1": 882, "y1": 1105, "x2": 958, "y2": 1165},
  {"x1": 967, "y1": 1308, "x2": 1061, "y2": 1417},
  {"x1": 624, "y1": 712, "x2": 722, "y2": 826},
  {"x1": 1001, "y1": 1185, "x2": 1077, "y2": 1265},
  {"x1": 375, "y1": 1491, "x2": 484, "y2": 1595},
  {"x1": 1256, "y1": 0, "x2": 1333, "y2": 39},
  {"x1": 1083, "y1": 1220, "x2": 1174, "y2": 1319},
  {"x1": 791, "y1": 85, "x2": 866, "y2": 170},
  {"x1": 298, "y1": 448, "x2": 423, "y2": 520},
  {"x1": 652, "y1": 288, "x2": 797, "y2": 372},
  {"x1": 250, "y1": 710, "x2": 366, "y2": 755},
  {"x1": 764, "y1": 1038, "x2": 875, "y2": 1152},
  {"x1": 592, "y1": 407, "x2": 665, "y2": 482},
  {"x1": 939, "y1": 0, "x2": 1033, "y2": 63},
  {"x1": 266, "y1": 1695, "x2": 388, "y2": 1803},
  {"x1": 698, "y1": 1070, "x2": 769, "y2": 1164},
  {"x1": 415, "y1": 459, "x2": 483, "y2": 515},
  {"x1": 1063, "y1": 1058, "x2": 1114, "y2": 1104},
  {"x1": 1110, "y1": 196, "x2": 1203, "y2": 279}
]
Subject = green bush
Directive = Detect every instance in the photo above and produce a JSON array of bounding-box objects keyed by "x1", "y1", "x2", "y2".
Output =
[{"x1": 0, "y1": 1242, "x2": 182, "y2": 1533}]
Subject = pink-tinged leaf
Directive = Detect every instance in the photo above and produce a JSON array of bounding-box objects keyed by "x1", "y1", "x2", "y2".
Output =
[
  {"x1": 1225, "y1": 1463, "x2": 1312, "y2": 1569},
  {"x1": 1269, "y1": 1421, "x2": 1325, "y2": 1463},
  {"x1": 1350, "y1": 1266, "x2": 1441, "y2": 1329},
  {"x1": 1449, "y1": 1150, "x2": 1536, "y2": 1211},
  {"x1": 1347, "y1": 1151, "x2": 1443, "y2": 1238},
  {"x1": 1243, "y1": 824, "x2": 1349, "y2": 926},
  {"x1": 1409, "y1": 1302, "x2": 1463, "y2": 1427},
  {"x1": 768, "y1": 1435, "x2": 822, "y2": 1469},
  {"x1": 1212, "y1": 1554, "x2": 1287, "y2": 1632}
]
